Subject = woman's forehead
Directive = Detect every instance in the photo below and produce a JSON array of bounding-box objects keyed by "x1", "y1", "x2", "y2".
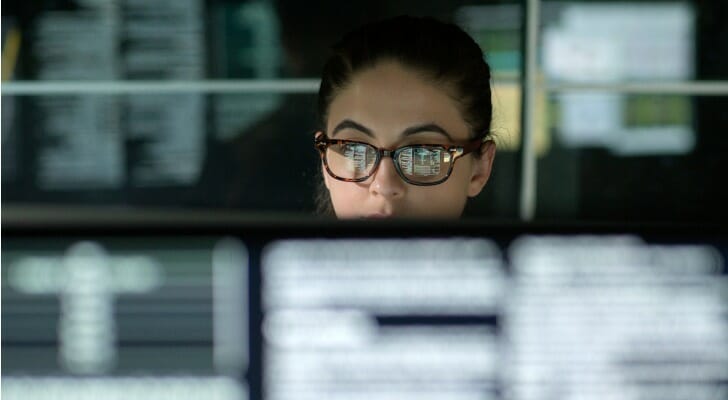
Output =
[{"x1": 327, "y1": 61, "x2": 471, "y2": 141}]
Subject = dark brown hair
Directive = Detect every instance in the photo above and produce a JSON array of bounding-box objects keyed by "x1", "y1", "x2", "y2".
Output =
[{"x1": 316, "y1": 16, "x2": 494, "y2": 215}]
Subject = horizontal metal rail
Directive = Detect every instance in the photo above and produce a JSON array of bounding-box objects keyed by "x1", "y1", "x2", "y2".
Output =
[
  {"x1": 0, "y1": 79, "x2": 322, "y2": 95},
  {"x1": 3, "y1": 79, "x2": 727, "y2": 96},
  {"x1": 546, "y1": 81, "x2": 728, "y2": 95}
]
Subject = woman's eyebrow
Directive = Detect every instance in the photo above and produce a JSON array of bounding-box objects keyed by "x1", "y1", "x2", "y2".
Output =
[
  {"x1": 401, "y1": 123, "x2": 453, "y2": 140},
  {"x1": 331, "y1": 120, "x2": 453, "y2": 140},
  {"x1": 331, "y1": 119, "x2": 374, "y2": 137}
]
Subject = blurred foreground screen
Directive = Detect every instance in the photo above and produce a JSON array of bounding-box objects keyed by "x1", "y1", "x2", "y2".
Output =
[{"x1": 2, "y1": 224, "x2": 727, "y2": 400}]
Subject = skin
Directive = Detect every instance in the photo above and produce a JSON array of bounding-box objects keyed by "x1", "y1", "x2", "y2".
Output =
[{"x1": 321, "y1": 60, "x2": 496, "y2": 219}]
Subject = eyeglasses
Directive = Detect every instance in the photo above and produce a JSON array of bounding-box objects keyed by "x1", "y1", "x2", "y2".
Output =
[{"x1": 314, "y1": 133, "x2": 485, "y2": 186}]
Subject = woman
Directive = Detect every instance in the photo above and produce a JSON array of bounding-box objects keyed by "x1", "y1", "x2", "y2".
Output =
[{"x1": 315, "y1": 16, "x2": 496, "y2": 218}]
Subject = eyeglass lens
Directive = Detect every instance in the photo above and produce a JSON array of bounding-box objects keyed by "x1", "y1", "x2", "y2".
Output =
[{"x1": 326, "y1": 142, "x2": 452, "y2": 184}]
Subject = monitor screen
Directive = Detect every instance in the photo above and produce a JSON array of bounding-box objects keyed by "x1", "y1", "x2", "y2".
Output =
[{"x1": 2, "y1": 221, "x2": 727, "y2": 400}]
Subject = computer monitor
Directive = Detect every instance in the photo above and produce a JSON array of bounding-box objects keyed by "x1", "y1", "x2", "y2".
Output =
[{"x1": 3, "y1": 218, "x2": 727, "y2": 400}]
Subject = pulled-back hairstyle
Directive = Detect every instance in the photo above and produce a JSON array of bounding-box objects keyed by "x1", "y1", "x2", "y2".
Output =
[{"x1": 316, "y1": 15, "x2": 494, "y2": 215}]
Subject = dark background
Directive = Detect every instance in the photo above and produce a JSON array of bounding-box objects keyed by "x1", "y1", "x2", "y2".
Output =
[{"x1": 2, "y1": 0, "x2": 726, "y2": 222}]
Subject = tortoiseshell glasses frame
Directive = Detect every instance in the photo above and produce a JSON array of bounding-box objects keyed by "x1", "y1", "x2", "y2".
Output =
[{"x1": 314, "y1": 132, "x2": 486, "y2": 186}]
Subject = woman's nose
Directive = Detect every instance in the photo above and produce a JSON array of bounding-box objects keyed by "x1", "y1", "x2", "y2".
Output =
[{"x1": 369, "y1": 157, "x2": 405, "y2": 198}]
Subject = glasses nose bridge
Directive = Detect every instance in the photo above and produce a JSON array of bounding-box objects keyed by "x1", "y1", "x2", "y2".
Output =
[
  {"x1": 371, "y1": 147, "x2": 402, "y2": 178},
  {"x1": 379, "y1": 148, "x2": 396, "y2": 159}
]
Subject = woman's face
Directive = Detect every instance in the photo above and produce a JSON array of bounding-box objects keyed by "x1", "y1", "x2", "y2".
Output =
[{"x1": 322, "y1": 61, "x2": 495, "y2": 219}]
